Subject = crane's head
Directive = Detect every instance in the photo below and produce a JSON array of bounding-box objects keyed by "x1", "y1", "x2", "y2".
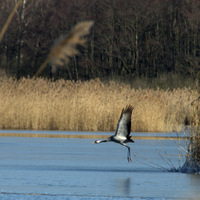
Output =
[{"x1": 92, "y1": 140, "x2": 101, "y2": 144}]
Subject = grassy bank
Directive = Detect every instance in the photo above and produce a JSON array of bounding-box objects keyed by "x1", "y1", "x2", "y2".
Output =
[{"x1": 0, "y1": 77, "x2": 198, "y2": 132}]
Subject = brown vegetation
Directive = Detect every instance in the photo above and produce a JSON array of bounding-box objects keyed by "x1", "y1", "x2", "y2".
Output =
[
  {"x1": 0, "y1": 77, "x2": 198, "y2": 132},
  {"x1": 190, "y1": 97, "x2": 200, "y2": 161},
  {"x1": 181, "y1": 96, "x2": 200, "y2": 172}
]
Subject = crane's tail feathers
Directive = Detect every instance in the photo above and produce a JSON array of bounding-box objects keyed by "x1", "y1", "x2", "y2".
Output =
[{"x1": 128, "y1": 136, "x2": 135, "y2": 143}]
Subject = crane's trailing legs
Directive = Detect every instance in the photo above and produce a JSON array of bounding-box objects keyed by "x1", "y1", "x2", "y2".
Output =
[{"x1": 120, "y1": 143, "x2": 132, "y2": 162}]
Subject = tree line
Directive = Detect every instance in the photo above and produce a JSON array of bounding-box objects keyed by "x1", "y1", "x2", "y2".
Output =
[{"x1": 0, "y1": 0, "x2": 200, "y2": 80}]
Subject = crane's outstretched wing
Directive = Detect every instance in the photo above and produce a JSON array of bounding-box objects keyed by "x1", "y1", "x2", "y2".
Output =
[{"x1": 115, "y1": 105, "x2": 134, "y2": 137}]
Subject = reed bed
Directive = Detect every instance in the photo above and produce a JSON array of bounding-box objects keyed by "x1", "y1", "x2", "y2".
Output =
[{"x1": 0, "y1": 77, "x2": 198, "y2": 132}]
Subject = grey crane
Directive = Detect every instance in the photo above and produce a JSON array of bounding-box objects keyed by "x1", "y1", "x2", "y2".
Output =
[{"x1": 93, "y1": 105, "x2": 134, "y2": 162}]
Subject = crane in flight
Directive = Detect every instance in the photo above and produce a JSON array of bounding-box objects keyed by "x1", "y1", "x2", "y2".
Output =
[{"x1": 93, "y1": 105, "x2": 134, "y2": 162}]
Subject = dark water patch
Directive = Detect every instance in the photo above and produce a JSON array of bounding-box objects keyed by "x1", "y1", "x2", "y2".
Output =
[{"x1": 0, "y1": 164, "x2": 165, "y2": 173}]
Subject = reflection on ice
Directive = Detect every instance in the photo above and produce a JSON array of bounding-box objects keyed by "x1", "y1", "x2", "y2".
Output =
[{"x1": 115, "y1": 178, "x2": 131, "y2": 196}]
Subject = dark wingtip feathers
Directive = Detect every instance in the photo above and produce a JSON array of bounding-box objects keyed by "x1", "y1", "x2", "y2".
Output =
[
  {"x1": 123, "y1": 105, "x2": 134, "y2": 114},
  {"x1": 119, "y1": 105, "x2": 134, "y2": 121}
]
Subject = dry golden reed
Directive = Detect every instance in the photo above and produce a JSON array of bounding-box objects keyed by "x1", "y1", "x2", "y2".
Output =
[{"x1": 0, "y1": 77, "x2": 198, "y2": 132}]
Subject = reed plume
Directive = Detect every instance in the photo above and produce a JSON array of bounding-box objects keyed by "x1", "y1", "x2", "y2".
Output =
[{"x1": 34, "y1": 21, "x2": 94, "y2": 78}]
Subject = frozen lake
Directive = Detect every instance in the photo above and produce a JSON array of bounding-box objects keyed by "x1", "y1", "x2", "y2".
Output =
[{"x1": 0, "y1": 133, "x2": 200, "y2": 200}]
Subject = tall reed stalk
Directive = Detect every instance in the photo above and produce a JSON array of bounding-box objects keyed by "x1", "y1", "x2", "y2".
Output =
[{"x1": 0, "y1": 0, "x2": 23, "y2": 42}]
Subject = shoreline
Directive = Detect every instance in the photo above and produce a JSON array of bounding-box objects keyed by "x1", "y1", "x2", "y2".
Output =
[{"x1": 0, "y1": 132, "x2": 188, "y2": 140}]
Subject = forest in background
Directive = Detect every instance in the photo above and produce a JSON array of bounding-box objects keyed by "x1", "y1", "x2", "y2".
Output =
[{"x1": 0, "y1": 0, "x2": 200, "y2": 83}]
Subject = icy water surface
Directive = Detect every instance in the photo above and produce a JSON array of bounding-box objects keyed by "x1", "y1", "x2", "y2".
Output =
[{"x1": 0, "y1": 133, "x2": 200, "y2": 200}]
